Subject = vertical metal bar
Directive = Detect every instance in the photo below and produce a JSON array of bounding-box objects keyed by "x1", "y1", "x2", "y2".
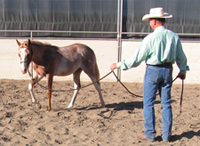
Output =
[
  {"x1": 30, "y1": 31, "x2": 33, "y2": 78},
  {"x1": 30, "y1": 31, "x2": 33, "y2": 39},
  {"x1": 117, "y1": 0, "x2": 123, "y2": 80}
]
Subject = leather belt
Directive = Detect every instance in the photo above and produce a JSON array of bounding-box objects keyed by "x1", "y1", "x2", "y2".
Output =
[{"x1": 147, "y1": 63, "x2": 172, "y2": 67}]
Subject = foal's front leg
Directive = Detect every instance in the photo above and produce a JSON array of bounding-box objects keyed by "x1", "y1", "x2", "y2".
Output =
[
  {"x1": 46, "y1": 74, "x2": 53, "y2": 111},
  {"x1": 28, "y1": 74, "x2": 43, "y2": 108}
]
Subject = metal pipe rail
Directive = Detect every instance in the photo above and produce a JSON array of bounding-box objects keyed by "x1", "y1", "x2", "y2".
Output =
[{"x1": 0, "y1": 30, "x2": 199, "y2": 38}]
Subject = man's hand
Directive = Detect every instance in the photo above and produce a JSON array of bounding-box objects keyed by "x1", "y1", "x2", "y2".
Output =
[
  {"x1": 177, "y1": 73, "x2": 186, "y2": 80},
  {"x1": 110, "y1": 63, "x2": 117, "y2": 71}
]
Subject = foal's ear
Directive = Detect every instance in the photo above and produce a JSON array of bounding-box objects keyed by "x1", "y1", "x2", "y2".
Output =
[
  {"x1": 27, "y1": 39, "x2": 31, "y2": 47},
  {"x1": 16, "y1": 39, "x2": 21, "y2": 46}
]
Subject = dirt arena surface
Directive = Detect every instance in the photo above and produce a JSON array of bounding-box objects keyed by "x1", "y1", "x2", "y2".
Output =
[{"x1": 0, "y1": 79, "x2": 199, "y2": 146}]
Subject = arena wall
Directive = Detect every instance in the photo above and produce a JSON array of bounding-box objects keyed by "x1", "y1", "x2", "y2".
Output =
[{"x1": 0, "y1": 39, "x2": 198, "y2": 84}]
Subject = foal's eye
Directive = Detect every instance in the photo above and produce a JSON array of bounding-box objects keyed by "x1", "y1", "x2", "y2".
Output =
[
  {"x1": 18, "y1": 54, "x2": 22, "y2": 59},
  {"x1": 27, "y1": 53, "x2": 31, "y2": 56}
]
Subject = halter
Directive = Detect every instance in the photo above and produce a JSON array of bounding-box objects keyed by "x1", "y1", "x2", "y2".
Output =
[
  {"x1": 20, "y1": 60, "x2": 28, "y2": 64},
  {"x1": 19, "y1": 47, "x2": 31, "y2": 64}
]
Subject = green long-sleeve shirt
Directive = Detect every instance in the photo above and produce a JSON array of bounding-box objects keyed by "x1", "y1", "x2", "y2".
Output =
[{"x1": 117, "y1": 26, "x2": 189, "y2": 74}]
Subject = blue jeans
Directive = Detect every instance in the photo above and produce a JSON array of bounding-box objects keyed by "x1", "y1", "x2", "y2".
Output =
[{"x1": 143, "y1": 65, "x2": 173, "y2": 141}]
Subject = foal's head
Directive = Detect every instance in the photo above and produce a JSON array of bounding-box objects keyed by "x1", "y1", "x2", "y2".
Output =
[{"x1": 16, "y1": 39, "x2": 32, "y2": 74}]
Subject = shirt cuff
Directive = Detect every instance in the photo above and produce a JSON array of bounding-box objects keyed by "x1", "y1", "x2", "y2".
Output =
[
  {"x1": 117, "y1": 62, "x2": 122, "y2": 68},
  {"x1": 180, "y1": 65, "x2": 190, "y2": 74}
]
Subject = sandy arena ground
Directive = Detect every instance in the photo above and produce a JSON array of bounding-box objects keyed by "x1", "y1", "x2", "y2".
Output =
[{"x1": 0, "y1": 79, "x2": 200, "y2": 146}]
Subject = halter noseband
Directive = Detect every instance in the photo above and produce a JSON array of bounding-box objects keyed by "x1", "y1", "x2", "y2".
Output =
[{"x1": 20, "y1": 60, "x2": 28, "y2": 64}]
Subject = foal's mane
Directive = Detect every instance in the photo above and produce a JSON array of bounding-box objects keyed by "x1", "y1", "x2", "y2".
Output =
[
  {"x1": 30, "y1": 40, "x2": 52, "y2": 46},
  {"x1": 29, "y1": 40, "x2": 60, "y2": 52}
]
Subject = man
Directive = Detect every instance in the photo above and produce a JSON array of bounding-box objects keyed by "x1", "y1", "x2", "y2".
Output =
[{"x1": 110, "y1": 7, "x2": 189, "y2": 142}]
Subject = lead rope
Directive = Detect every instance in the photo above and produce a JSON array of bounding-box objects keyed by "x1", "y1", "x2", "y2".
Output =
[
  {"x1": 112, "y1": 71, "x2": 184, "y2": 115},
  {"x1": 28, "y1": 70, "x2": 183, "y2": 114},
  {"x1": 112, "y1": 71, "x2": 143, "y2": 97},
  {"x1": 28, "y1": 70, "x2": 113, "y2": 92},
  {"x1": 178, "y1": 79, "x2": 184, "y2": 115}
]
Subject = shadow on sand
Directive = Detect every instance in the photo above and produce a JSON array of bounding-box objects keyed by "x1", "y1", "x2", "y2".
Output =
[
  {"x1": 154, "y1": 130, "x2": 200, "y2": 142},
  {"x1": 74, "y1": 100, "x2": 176, "y2": 111}
]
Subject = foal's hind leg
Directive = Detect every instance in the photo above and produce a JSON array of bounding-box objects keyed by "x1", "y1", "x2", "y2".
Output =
[
  {"x1": 90, "y1": 76, "x2": 105, "y2": 107},
  {"x1": 67, "y1": 69, "x2": 82, "y2": 108},
  {"x1": 28, "y1": 74, "x2": 43, "y2": 108}
]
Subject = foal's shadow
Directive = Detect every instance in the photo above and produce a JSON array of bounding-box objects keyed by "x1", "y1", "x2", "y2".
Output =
[
  {"x1": 73, "y1": 101, "x2": 143, "y2": 111},
  {"x1": 104, "y1": 99, "x2": 176, "y2": 111},
  {"x1": 75, "y1": 100, "x2": 176, "y2": 111},
  {"x1": 105, "y1": 101, "x2": 144, "y2": 110},
  {"x1": 74, "y1": 101, "x2": 144, "y2": 111}
]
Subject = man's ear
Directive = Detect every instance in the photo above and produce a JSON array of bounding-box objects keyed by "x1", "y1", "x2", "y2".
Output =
[{"x1": 153, "y1": 19, "x2": 156, "y2": 25}]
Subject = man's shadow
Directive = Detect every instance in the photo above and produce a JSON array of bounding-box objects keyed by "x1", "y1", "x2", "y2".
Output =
[{"x1": 155, "y1": 130, "x2": 200, "y2": 142}]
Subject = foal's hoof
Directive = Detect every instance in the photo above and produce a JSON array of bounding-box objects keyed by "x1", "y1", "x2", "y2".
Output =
[
  {"x1": 47, "y1": 108, "x2": 51, "y2": 112},
  {"x1": 67, "y1": 105, "x2": 73, "y2": 109},
  {"x1": 36, "y1": 103, "x2": 42, "y2": 109},
  {"x1": 67, "y1": 103, "x2": 74, "y2": 109},
  {"x1": 32, "y1": 102, "x2": 41, "y2": 109},
  {"x1": 101, "y1": 102, "x2": 105, "y2": 107}
]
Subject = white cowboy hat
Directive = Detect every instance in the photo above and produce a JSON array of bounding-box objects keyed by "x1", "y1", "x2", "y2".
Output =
[{"x1": 142, "y1": 7, "x2": 173, "y2": 21}]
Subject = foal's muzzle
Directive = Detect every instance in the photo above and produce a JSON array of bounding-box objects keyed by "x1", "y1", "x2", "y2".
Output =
[{"x1": 20, "y1": 60, "x2": 28, "y2": 74}]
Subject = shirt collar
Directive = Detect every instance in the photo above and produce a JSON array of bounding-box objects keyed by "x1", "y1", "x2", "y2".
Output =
[{"x1": 154, "y1": 26, "x2": 166, "y2": 32}]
